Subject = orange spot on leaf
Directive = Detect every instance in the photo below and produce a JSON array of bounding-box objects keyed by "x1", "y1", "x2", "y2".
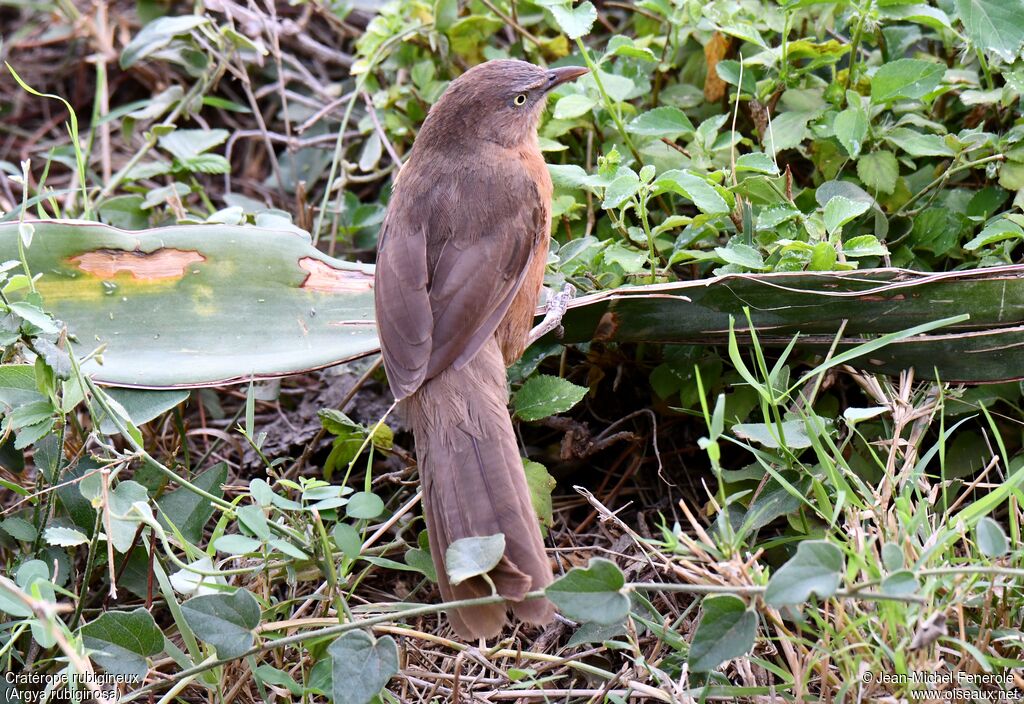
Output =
[
  {"x1": 73, "y1": 248, "x2": 205, "y2": 280},
  {"x1": 299, "y1": 258, "x2": 374, "y2": 293}
]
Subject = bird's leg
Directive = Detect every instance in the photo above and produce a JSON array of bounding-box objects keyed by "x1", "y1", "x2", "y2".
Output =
[{"x1": 528, "y1": 283, "x2": 576, "y2": 346}]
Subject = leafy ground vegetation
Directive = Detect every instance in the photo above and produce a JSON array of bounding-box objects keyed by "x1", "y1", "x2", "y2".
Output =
[{"x1": 2, "y1": 0, "x2": 1024, "y2": 702}]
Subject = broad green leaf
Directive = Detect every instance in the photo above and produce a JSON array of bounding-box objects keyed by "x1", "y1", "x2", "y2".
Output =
[
  {"x1": 328, "y1": 630, "x2": 399, "y2": 704},
  {"x1": 955, "y1": 0, "x2": 1024, "y2": 62},
  {"x1": 121, "y1": 16, "x2": 210, "y2": 68},
  {"x1": 513, "y1": 374, "x2": 587, "y2": 421},
  {"x1": 445, "y1": 534, "x2": 505, "y2": 585},
  {"x1": 332, "y1": 523, "x2": 363, "y2": 560},
  {"x1": 546, "y1": 1, "x2": 597, "y2": 39},
  {"x1": 214, "y1": 534, "x2": 262, "y2": 554},
  {"x1": 964, "y1": 218, "x2": 1024, "y2": 251},
  {"x1": 653, "y1": 170, "x2": 730, "y2": 214},
  {"x1": 732, "y1": 418, "x2": 824, "y2": 449},
  {"x1": 857, "y1": 150, "x2": 899, "y2": 194},
  {"x1": 180, "y1": 588, "x2": 261, "y2": 659},
  {"x1": 96, "y1": 388, "x2": 189, "y2": 435},
  {"x1": 0, "y1": 221, "x2": 376, "y2": 387},
  {"x1": 715, "y1": 243, "x2": 766, "y2": 270},
  {"x1": 843, "y1": 235, "x2": 888, "y2": 258},
  {"x1": 546, "y1": 557, "x2": 630, "y2": 624},
  {"x1": 346, "y1": 491, "x2": 385, "y2": 520},
  {"x1": 627, "y1": 107, "x2": 695, "y2": 138},
  {"x1": 158, "y1": 129, "x2": 229, "y2": 160},
  {"x1": 43, "y1": 526, "x2": 88, "y2": 547},
  {"x1": 688, "y1": 595, "x2": 757, "y2": 672},
  {"x1": 524, "y1": 459, "x2": 556, "y2": 534},
  {"x1": 764, "y1": 111, "x2": 814, "y2": 154},
  {"x1": 602, "y1": 171, "x2": 641, "y2": 209},
  {"x1": 734, "y1": 152, "x2": 779, "y2": 175},
  {"x1": 81, "y1": 608, "x2": 163, "y2": 680},
  {"x1": 764, "y1": 540, "x2": 844, "y2": 606},
  {"x1": 0, "y1": 365, "x2": 44, "y2": 409},
  {"x1": 553, "y1": 93, "x2": 597, "y2": 120},
  {"x1": 886, "y1": 128, "x2": 956, "y2": 157},
  {"x1": 881, "y1": 570, "x2": 920, "y2": 597},
  {"x1": 871, "y1": 59, "x2": 945, "y2": 103},
  {"x1": 976, "y1": 516, "x2": 1009, "y2": 556},
  {"x1": 108, "y1": 480, "x2": 149, "y2": 553},
  {"x1": 881, "y1": 543, "x2": 905, "y2": 571},
  {"x1": 823, "y1": 195, "x2": 871, "y2": 234},
  {"x1": 156, "y1": 463, "x2": 227, "y2": 544},
  {"x1": 834, "y1": 105, "x2": 867, "y2": 158}
]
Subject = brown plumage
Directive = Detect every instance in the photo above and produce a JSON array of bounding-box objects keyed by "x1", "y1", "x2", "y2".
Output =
[{"x1": 374, "y1": 59, "x2": 587, "y2": 638}]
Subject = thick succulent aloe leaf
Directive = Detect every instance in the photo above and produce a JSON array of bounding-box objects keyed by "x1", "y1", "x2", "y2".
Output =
[
  {"x1": 553, "y1": 266, "x2": 1024, "y2": 383},
  {"x1": 0, "y1": 221, "x2": 376, "y2": 387}
]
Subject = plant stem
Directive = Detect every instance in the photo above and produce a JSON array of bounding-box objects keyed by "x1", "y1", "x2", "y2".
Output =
[
  {"x1": 574, "y1": 38, "x2": 641, "y2": 164},
  {"x1": 897, "y1": 153, "x2": 1005, "y2": 216}
]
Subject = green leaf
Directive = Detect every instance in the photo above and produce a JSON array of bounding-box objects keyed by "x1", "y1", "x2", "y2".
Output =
[
  {"x1": 156, "y1": 463, "x2": 226, "y2": 545},
  {"x1": 652, "y1": 170, "x2": 730, "y2": 215},
  {"x1": 857, "y1": 150, "x2": 899, "y2": 194},
  {"x1": 513, "y1": 374, "x2": 587, "y2": 421},
  {"x1": 732, "y1": 418, "x2": 824, "y2": 449},
  {"x1": 601, "y1": 171, "x2": 641, "y2": 209},
  {"x1": 881, "y1": 570, "x2": 920, "y2": 597},
  {"x1": 546, "y1": 1, "x2": 597, "y2": 39},
  {"x1": 626, "y1": 107, "x2": 695, "y2": 138},
  {"x1": 0, "y1": 365, "x2": 45, "y2": 408},
  {"x1": 96, "y1": 388, "x2": 189, "y2": 435},
  {"x1": 764, "y1": 540, "x2": 844, "y2": 607},
  {"x1": 823, "y1": 195, "x2": 871, "y2": 235},
  {"x1": 81, "y1": 608, "x2": 163, "y2": 680},
  {"x1": 333, "y1": 523, "x2": 363, "y2": 560},
  {"x1": 43, "y1": 526, "x2": 89, "y2": 547},
  {"x1": 833, "y1": 105, "x2": 868, "y2": 158},
  {"x1": 734, "y1": 152, "x2": 779, "y2": 175},
  {"x1": 214, "y1": 534, "x2": 262, "y2": 554},
  {"x1": 158, "y1": 129, "x2": 229, "y2": 160},
  {"x1": 445, "y1": 533, "x2": 505, "y2": 585},
  {"x1": 843, "y1": 235, "x2": 888, "y2": 258},
  {"x1": 328, "y1": 630, "x2": 399, "y2": 704},
  {"x1": 121, "y1": 16, "x2": 210, "y2": 68},
  {"x1": 552, "y1": 93, "x2": 596, "y2": 120},
  {"x1": 523, "y1": 459, "x2": 556, "y2": 535},
  {"x1": 180, "y1": 588, "x2": 261, "y2": 659},
  {"x1": 108, "y1": 480, "x2": 149, "y2": 553},
  {"x1": 871, "y1": 59, "x2": 945, "y2": 103},
  {"x1": 976, "y1": 516, "x2": 1009, "y2": 556},
  {"x1": 886, "y1": 127, "x2": 956, "y2": 157},
  {"x1": 346, "y1": 491, "x2": 385, "y2": 520},
  {"x1": 964, "y1": 217, "x2": 1024, "y2": 251},
  {"x1": 9, "y1": 301, "x2": 59, "y2": 333},
  {"x1": 955, "y1": 0, "x2": 1024, "y2": 63},
  {"x1": 688, "y1": 595, "x2": 757, "y2": 672},
  {"x1": 546, "y1": 557, "x2": 630, "y2": 624},
  {"x1": 715, "y1": 243, "x2": 766, "y2": 271}
]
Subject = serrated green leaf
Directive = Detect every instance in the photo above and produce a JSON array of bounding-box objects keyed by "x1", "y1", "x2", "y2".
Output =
[
  {"x1": 871, "y1": 59, "x2": 945, "y2": 103},
  {"x1": 513, "y1": 374, "x2": 587, "y2": 421}
]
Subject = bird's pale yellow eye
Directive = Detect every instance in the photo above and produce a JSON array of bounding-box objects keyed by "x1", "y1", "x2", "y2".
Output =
[{"x1": 513, "y1": 93, "x2": 527, "y2": 106}]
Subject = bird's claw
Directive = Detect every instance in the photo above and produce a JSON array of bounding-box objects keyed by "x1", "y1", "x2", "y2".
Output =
[{"x1": 528, "y1": 283, "x2": 576, "y2": 346}]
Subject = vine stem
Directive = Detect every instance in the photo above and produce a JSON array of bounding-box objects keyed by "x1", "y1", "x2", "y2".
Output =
[
  {"x1": 573, "y1": 38, "x2": 641, "y2": 164},
  {"x1": 896, "y1": 153, "x2": 1005, "y2": 216}
]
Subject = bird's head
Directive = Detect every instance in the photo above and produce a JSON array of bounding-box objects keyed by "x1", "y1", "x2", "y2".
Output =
[{"x1": 417, "y1": 59, "x2": 588, "y2": 150}]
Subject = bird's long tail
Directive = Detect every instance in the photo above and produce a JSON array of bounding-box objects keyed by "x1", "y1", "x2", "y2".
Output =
[{"x1": 405, "y1": 337, "x2": 554, "y2": 639}]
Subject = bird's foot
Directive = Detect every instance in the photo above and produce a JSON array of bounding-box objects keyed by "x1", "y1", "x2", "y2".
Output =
[{"x1": 528, "y1": 283, "x2": 576, "y2": 346}]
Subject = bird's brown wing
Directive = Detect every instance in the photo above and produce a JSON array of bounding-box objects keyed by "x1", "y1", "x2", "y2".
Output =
[{"x1": 375, "y1": 163, "x2": 545, "y2": 400}]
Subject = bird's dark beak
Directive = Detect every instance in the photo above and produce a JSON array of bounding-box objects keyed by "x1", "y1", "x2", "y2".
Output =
[{"x1": 544, "y1": 66, "x2": 589, "y2": 92}]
